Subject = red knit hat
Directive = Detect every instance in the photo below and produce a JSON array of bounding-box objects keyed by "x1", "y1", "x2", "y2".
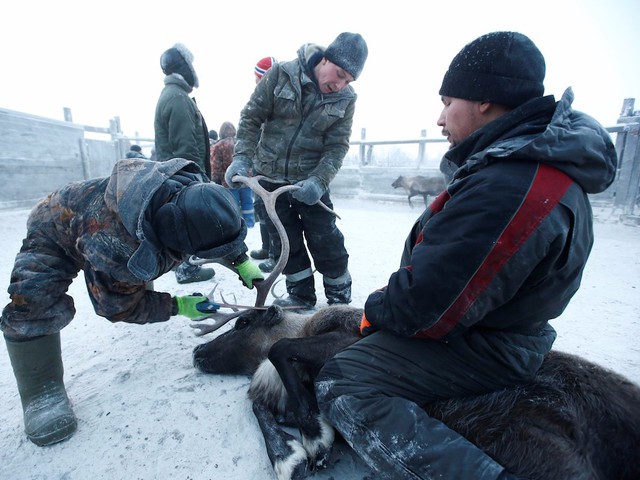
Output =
[{"x1": 254, "y1": 56, "x2": 277, "y2": 79}]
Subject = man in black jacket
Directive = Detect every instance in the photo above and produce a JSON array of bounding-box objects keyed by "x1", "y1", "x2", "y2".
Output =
[{"x1": 316, "y1": 31, "x2": 617, "y2": 479}]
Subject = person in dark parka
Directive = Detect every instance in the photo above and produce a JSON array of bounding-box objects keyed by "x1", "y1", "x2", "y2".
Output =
[
  {"x1": 154, "y1": 42, "x2": 215, "y2": 284},
  {"x1": 315, "y1": 32, "x2": 618, "y2": 480},
  {"x1": 1, "y1": 158, "x2": 263, "y2": 447},
  {"x1": 126, "y1": 144, "x2": 147, "y2": 159}
]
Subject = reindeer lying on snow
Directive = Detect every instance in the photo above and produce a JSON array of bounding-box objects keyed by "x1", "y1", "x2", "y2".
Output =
[
  {"x1": 192, "y1": 177, "x2": 640, "y2": 480},
  {"x1": 391, "y1": 174, "x2": 446, "y2": 208},
  {"x1": 193, "y1": 304, "x2": 640, "y2": 480}
]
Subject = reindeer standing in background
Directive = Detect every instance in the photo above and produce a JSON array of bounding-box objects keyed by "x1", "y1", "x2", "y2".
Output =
[
  {"x1": 191, "y1": 178, "x2": 640, "y2": 480},
  {"x1": 392, "y1": 174, "x2": 446, "y2": 208}
]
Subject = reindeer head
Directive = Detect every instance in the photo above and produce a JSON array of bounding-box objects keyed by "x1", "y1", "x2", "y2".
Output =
[{"x1": 192, "y1": 305, "x2": 308, "y2": 375}]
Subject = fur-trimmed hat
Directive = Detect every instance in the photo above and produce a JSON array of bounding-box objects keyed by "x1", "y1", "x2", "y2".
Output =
[
  {"x1": 255, "y1": 56, "x2": 277, "y2": 79},
  {"x1": 324, "y1": 32, "x2": 368, "y2": 80},
  {"x1": 160, "y1": 43, "x2": 200, "y2": 89},
  {"x1": 152, "y1": 183, "x2": 246, "y2": 259},
  {"x1": 439, "y1": 31, "x2": 545, "y2": 109}
]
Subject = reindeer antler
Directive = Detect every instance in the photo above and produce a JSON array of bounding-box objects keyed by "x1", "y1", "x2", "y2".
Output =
[{"x1": 190, "y1": 175, "x2": 339, "y2": 336}]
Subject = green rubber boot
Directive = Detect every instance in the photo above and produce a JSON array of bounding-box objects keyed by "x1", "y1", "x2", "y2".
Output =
[{"x1": 5, "y1": 333, "x2": 77, "y2": 446}]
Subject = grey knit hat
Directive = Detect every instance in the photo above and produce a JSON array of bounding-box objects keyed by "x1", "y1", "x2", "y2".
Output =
[
  {"x1": 324, "y1": 32, "x2": 368, "y2": 80},
  {"x1": 160, "y1": 43, "x2": 200, "y2": 89},
  {"x1": 439, "y1": 31, "x2": 545, "y2": 108}
]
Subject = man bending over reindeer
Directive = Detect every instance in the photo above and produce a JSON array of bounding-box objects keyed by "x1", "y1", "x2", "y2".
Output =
[
  {"x1": 315, "y1": 31, "x2": 617, "y2": 479},
  {"x1": 0, "y1": 157, "x2": 263, "y2": 446}
]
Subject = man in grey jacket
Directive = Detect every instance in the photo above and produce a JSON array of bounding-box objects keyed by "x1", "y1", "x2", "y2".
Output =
[{"x1": 225, "y1": 32, "x2": 368, "y2": 309}]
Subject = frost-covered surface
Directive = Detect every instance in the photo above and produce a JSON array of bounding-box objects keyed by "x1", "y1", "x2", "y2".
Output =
[{"x1": 0, "y1": 198, "x2": 638, "y2": 480}]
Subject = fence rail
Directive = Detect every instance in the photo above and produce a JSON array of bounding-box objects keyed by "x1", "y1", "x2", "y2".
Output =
[{"x1": 1, "y1": 100, "x2": 639, "y2": 224}]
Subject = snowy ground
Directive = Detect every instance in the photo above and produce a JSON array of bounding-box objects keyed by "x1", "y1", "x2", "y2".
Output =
[{"x1": 0, "y1": 197, "x2": 638, "y2": 480}]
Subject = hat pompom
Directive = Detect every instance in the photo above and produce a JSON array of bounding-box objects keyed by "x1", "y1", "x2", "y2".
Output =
[
  {"x1": 255, "y1": 56, "x2": 278, "y2": 79},
  {"x1": 324, "y1": 32, "x2": 368, "y2": 80}
]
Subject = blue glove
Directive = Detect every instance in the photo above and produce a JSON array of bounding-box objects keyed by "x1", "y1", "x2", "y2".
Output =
[
  {"x1": 292, "y1": 177, "x2": 324, "y2": 205},
  {"x1": 224, "y1": 158, "x2": 251, "y2": 189}
]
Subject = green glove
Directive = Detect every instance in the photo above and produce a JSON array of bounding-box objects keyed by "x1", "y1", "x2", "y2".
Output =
[
  {"x1": 174, "y1": 294, "x2": 220, "y2": 319},
  {"x1": 236, "y1": 259, "x2": 264, "y2": 289}
]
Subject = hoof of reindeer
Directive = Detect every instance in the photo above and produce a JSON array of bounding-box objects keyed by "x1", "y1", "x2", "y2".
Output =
[
  {"x1": 274, "y1": 439, "x2": 310, "y2": 480},
  {"x1": 311, "y1": 448, "x2": 331, "y2": 471},
  {"x1": 302, "y1": 415, "x2": 335, "y2": 471}
]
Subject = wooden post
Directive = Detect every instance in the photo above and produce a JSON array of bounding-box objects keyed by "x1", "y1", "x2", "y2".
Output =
[
  {"x1": 614, "y1": 98, "x2": 640, "y2": 222},
  {"x1": 79, "y1": 138, "x2": 91, "y2": 180},
  {"x1": 63, "y1": 107, "x2": 73, "y2": 122},
  {"x1": 359, "y1": 128, "x2": 367, "y2": 166},
  {"x1": 417, "y1": 129, "x2": 427, "y2": 168},
  {"x1": 620, "y1": 98, "x2": 635, "y2": 117}
]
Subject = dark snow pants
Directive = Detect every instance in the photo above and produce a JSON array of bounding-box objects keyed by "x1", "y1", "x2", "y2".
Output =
[
  {"x1": 262, "y1": 187, "x2": 350, "y2": 303},
  {"x1": 264, "y1": 189, "x2": 348, "y2": 277},
  {"x1": 315, "y1": 325, "x2": 557, "y2": 480}
]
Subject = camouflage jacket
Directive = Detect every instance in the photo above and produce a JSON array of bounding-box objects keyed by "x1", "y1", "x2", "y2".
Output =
[
  {"x1": 1, "y1": 159, "x2": 207, "y2": 335},
  {"x1": 210, "y1": 137, "x2": 235, "y2": 187},
  {"x1": 233, "y1": 43, "x2": 356, "y2": 189}
]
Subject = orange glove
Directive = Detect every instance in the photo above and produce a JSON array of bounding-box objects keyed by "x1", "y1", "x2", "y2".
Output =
[{"x1": 360, "y1": 313, "x2": 375, "y2": 336}]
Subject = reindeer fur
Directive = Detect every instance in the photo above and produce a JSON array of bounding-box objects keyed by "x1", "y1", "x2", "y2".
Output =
[{"x1": 193, "y1": 304, "x2": 640, "y2": 480}]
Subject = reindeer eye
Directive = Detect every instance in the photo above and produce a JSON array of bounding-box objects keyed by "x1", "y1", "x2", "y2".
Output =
[{"x1": 235, "y1": 318, "x2": 250, "y2": 330}]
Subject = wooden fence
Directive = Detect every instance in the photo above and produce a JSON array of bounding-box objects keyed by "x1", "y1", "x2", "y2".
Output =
[{"x1": 1, "y1": 101, "x2": 638, "y2": 224}]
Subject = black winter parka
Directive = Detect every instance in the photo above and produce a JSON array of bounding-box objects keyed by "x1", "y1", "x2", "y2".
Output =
[{"x1": 364, "y1": 88, "x2": 617, "y2": 341}]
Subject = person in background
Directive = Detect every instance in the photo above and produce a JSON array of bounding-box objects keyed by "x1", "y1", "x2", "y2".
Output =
[
  {"x1": 208, "y1": 129, "x2": 219, "y2": 146},
  {"x1": 0, "y1": 157, "x2": 263, "y2": 447},
  {"x1": 249, "y1": 56, "x2": 279, "y2": 272},
  {"x1": 225, "y1": 33, "x2": 368, "y2": 309},
  {"x1": 126, "y1": 144, "x2": 147, "y2": 159},
  {"x1": 211, "y1": 121, "x2": 255, "y2": 228},
  {"x1": 208, "y1": 130, "x2": 218, "y2": 183},
  {"x1": 154, "y1": 43, "x2": 214, "y2": 284},
  {"x1": 315, "y1": 31, "x2": 618, "y2": 479}
]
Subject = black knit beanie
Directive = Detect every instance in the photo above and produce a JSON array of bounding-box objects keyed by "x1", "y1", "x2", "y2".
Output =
[
  {"x1": 160, "y1": 43, "x2": 199, "y2": 88},
  {"x1": 324, "y1": 32, "x2": 368, "y2": 80},
  {"x1": 439, "y1": 32, "x2": 545, "y2": 108},
  {"x1": 152, "y1": 183, "x2": 246, "y2": 259}
]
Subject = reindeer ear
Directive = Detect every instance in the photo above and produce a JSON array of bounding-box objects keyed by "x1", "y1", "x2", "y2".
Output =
[{"x1": 263, "y1": 305, "x2": 284, "y2": 326}]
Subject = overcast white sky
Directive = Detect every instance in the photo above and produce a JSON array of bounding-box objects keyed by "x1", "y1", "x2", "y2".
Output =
[{"x1": 2, "y1": 0, "x2": 639, "y2": 142}]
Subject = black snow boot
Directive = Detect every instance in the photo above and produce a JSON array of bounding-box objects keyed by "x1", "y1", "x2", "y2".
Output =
[
  {"x1": 324, "y1": 272, "x2": 352, "y2": 305},
  {"x1": 259, "y1": 257, "x2": 277, "y2": 273},
  {"x1": 175, "y1": 261, "x2": 215, "y2": 284},
  {"x1": 5, "y1": 332, "x2": 77, "y2": 446},
  {"x1": 273, "y1": 275, "x2": 316, "y2": 310},
  {"x1": 250, "y1": 248, "x2": 269, "y2": 260}
]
